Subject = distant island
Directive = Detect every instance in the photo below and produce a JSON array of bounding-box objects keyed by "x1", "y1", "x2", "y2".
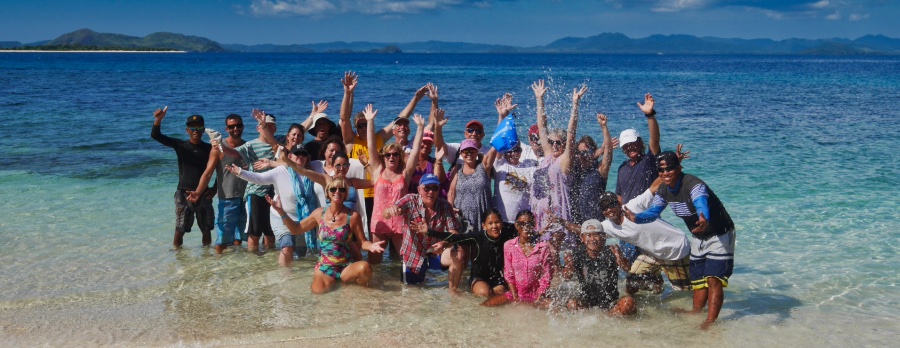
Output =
[{"x1": 3, "y1": 28, "x2": 899, "y2": 55}]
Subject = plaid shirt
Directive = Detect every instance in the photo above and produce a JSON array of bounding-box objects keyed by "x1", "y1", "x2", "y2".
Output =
[{"x1": 395, "y1": 193, "x2": 461, "y2": 273}]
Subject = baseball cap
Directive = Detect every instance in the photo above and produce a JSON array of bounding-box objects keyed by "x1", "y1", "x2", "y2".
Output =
[
  {"x1": 656, "y1": 151, "x2": 681, "y2": 167},
  {"x1": 581, "y1": 219, "x2": 603, "y2": 234},
  {"x1": 619, "y1": 129, "x2": 640, "y2": 147},
  {"x1": 186, "y1": 115, "x2": 204, "y2": 126},
  {"x1": 423, "y1": 130, "x2": 434, "y2": 143},
  {"x1": 265, "y1": 114, "x2": 277, "y2": 124},
  {"x1": 419, "y1": 173, "x2": 441, "y2": 186},
  {"x1": 466, "y1": 120, "x2": 484, "y2": 130},
  {"x1": 459, "y1": 139, "x2": 478, "y2": 152},
  {"x1": 528, "y1": 124, "x2": 539, "y2": 136},
  {"x1": 290, "y1": 144, "x2": 309, "y2": 157},
  {"x1": 393, "y1": 117, "x2": 411, "y2": 125}
]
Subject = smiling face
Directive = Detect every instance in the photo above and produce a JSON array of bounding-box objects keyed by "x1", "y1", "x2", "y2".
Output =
[
  {"x1": 393, "y1": 120, "x2": 410, "y2": 140},
  {"x1": 514, "y1": 213, "x2": 536, "y2": 241},
  {"x1": 419, "y1": 140, "x2": 433, "y2": 160},
  {"x1": 323, "y1": 142, "x2": 342, "y2": 165},
  {"x1": 622, "y1": 141, "x2": 643, "y2": 161},
  {"x1": 418, "y1": 183, "x2": 440, "y2": 208},
  {"x1": 580, "y1": 231, "x2": 606, "y2": 252},
  {"x1": 186, "y1": 123, "x2": 204, "y2": 142},
  {"x1": 314, "y1": 119, "x2": 332, "y2": 141},
  {"x1": 465, "y1": 125, "x2": 484, "y2": 143},
  {"x1": 657, "y1": 159, "x2": 682, "y2": 188},
  {"x1": 461, "y1": 148, "x2": 479, "y2": 166},
  {"x1": 225, "y1": 118, "x2": 244, "y2": 139},
  {"x1": 326, "y1": 180, "x2": 348, "y2": 205},
  {"x1": 286, "y1": 127, "x2": 303, "y2": 149},
  {"x1": 548, "y1": 132, "x2": 565, "y2": 158},
  {"x1": 482, "y1": 212, "x2": 503, "y2": 239},
  {"x1": 332, "y1": 156, "x2": 350, "y2": 178},
  {"x1": 381, "y1": 143, "x2": 404, "y2": 171},
  {"x1": 504, "y1": 146, "x2": 522, "y2": 165}
]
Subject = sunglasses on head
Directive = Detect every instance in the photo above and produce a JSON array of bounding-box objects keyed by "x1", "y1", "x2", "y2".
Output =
[
  {"x1": 328, "y1": 187, "x2": 348, "y2": 193},
  {"x1": 226, "y1": 123, "x2": 244, "y2": 129},
  {"x1": 466, "y1": 128, "x2": 483, "y2": 135},
  {"x1": 657, "y1": 165, "x2": 679, "y2": 173},
  {"x1": 384, "y1": 152, "x2": 401, "y2": 158},
  {"x1": 422, "y1": 185, "x2": 440, "y2": 192}
]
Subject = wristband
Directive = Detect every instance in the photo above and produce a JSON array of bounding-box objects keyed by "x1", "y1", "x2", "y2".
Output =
[
  {"x1": 280, "y1": 214, "x2": 288, "y2": 220},
  {"x1": 645, "y1": 110, "x2": 657, "y2": 118}
]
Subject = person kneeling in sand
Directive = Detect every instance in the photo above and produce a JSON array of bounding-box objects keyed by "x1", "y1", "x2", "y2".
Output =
[
  {"x1": 270, "y1": 178, "x2": 385, "y2": 294},
  {"x1": 561, "y1": 220, "x2": 635, "y2": 315}
]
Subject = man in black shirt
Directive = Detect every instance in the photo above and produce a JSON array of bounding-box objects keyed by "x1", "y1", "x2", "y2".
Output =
[
  {"x1": 563, "y1": 219, "x2": 635, "y2": 315},
  {"x1": 150, "y1": 106, "x2": 214, "y2": 248}
]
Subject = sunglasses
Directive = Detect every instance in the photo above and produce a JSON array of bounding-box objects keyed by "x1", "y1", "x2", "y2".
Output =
[
  {"x1": 461, "y1": 150, "x2": 478, "y2": 156},
  {"x1": 226, "y1": 123, "x2": 244, "y2": 129},
  {"x1": 422, "y1": 185, "x2": 440, "y2": 192},
  {"x1": 328, "y1": 187, "x2": 348, "y2": 193},
  {"x1": 356, "y1": 123, "x2": 367, "y2": 128},
  {"x1": 657, "y1": 165, "x2": 679, "y2": 173},
  {"x1": 529, "y1": 135, "x2": 540, "y2": 142},
  {"x1": 334, "y1": 163, "x2": 349, "y2": 169},
  {"x1": 548, "y1": 139, "x2": 564, "y2": 146},
  {"x1": 384, "y1": 152, "x2": 401, "y2": 158},
  {"x1": 515, "y1": 221, "x2": 535, "y2": 228},
  {"x1": 466, "y1": 128, "x2": 483, "y2": 135},
  {"x1": 188, "y1": 126, "x2": 204, "y2": 132}
]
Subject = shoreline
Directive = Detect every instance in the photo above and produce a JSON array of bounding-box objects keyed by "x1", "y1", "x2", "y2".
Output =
[{"x1": 0, "y1": 50, "x2": 186, "y2": 53}]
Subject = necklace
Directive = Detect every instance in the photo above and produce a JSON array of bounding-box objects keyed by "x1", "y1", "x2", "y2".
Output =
[{"x1": 330, "y1": 206, "x2": 342, "y2": 223}]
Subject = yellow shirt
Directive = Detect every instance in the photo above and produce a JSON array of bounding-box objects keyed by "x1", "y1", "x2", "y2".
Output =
[{"x1": 347, "y1": 136, "x2": 384, "y2": 198}]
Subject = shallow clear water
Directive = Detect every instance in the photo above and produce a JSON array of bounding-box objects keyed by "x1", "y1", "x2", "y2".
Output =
[{"x1": 0, "y1": 53, "x2": 898, "y2": 346}]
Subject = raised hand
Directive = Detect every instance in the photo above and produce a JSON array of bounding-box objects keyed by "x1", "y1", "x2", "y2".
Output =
[
  {"x1": 676, "y1": 143, "x2": 691, "y2": 161},
  {"x1": 426, "y1": 83, "x2": 439, "y2": 102},
  {"x1": 597, "y1": 112, "x2": 608, "y2": 126},
  {"x1": 623, "y1": 206, "x2": 637, "y2": 223},
  {"x1": 495, "y1": 93, "x2": 517, "y2": 118},
  {"x1": 434, "y1": 108, "x2": 448, "y2": 128},
  {"x1": 611, "y1": 137, "x2": 620, "y2": 149},
  {"x1": 363, "y1": 103, "x2": 377, "y2": 121},
  {"x1": 415, "y1": 84, "x2": 429, "y2": 101},
  {"x1": 310, "y1": 100, "x2": 329, "y2": 116},
  {"x1": 342, "y1": 71, "x2": 358, "y2": 92},
  {"x1": 412, "y1": 113, "x2": 425, "y2": 127},
  {"x1": 265, "y1": 195, "x2": 285, "y2": 216},
  {"x1": 691, "y1": 212, "x2": 708, "y2": 234},
  {"x1": 435, "y1": 144, "x2": 447, "y2": 161},
  {"x1": 153, "y1": 106, "x2": 168, "y2": 122},
  {"x1": 637, "y1": 93, "x2": 655, "y2": 116},
  {"x1": 251, "y1": 108, "x2": 266, "y2": 124},
  {"x1": 382, "y1": 206, "x2": 400, "y2": 219},
  {"x1": 531, "y1": 80, "x2": 546, "y2": 99},
  {"x1": 253, "y1": 159, "x2": 271, "y2": 171},
  {"x1": 572, "y1": 85, "x2": 588, "y2": 102}
]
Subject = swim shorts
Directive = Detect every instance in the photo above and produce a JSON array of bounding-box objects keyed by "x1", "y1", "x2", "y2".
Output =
[
  {"x1": 174, "y1": 190, "x2": 214, "y2": 233},
  {"x1": 245, "y1": 194, "x2": 274, "y2": 238},
  {"x1": 690, "y1": 229, "x2": 735, "y2": 290},
  {"x1": 630, "y1": 254, "x2": 691, "y2": 291}
]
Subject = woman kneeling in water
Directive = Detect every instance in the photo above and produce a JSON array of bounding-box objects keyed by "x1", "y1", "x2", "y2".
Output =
[{"x1": 270, "y1": 178, "x2": 385, "y2": 294}]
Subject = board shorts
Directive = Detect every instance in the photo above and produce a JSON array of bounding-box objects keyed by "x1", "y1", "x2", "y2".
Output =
[
  {"x1": 216, "y1": 197, "x2": 246, "y2": 246},
  {"x1": 629, "y1": 254, "x2": 691, "y2": 291},
  {"x1": 174, "y1": 190, "x2": 214, "y2": 233},
  {"x1": 401, "y1": 254, "x2": 446, "y2": 285},
  {"x1": 245, "y1": 194, "x2": 274, "y2": 238},
  {"x1": 690, "y1": 229, "x2": 736, "y2": 290}
]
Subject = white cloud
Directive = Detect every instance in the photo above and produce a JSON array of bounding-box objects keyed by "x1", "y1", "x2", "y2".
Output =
[
  {"x1": 651, "y1": 0, "x2": 710, "y2": 13},
  {"x1": 249, "y1": 0, "x2": 466, "y2": 16},
  {"x1": 810, "y1": 1, "x2": 829, "y2": 9},
  {"x1": 825, "y1": 12, "x2": 840, "y2": 20},
  {"x1": 848, "y1": 13, "x2": 869, "y2": 21}
]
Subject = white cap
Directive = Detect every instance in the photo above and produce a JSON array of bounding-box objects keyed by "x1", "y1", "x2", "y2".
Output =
[
  {"x1": 619, "y1": 129, "x2": 640, "y2": 148},
  {"x1": 581, "y1": 219, "x2": 603, "y2": 234}
]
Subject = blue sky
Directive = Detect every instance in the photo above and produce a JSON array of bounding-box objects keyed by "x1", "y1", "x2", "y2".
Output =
[{"x1": 2, "y1": 0, "x2": 898, "y2": 46}]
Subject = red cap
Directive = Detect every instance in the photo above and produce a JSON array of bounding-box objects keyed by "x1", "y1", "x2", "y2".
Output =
[
  {"x1": 465, "y1": 120, "x2": 483, "y2": 129},
  {"x1": 529, "y1": 124, "x2": 539, "y2": 135}
]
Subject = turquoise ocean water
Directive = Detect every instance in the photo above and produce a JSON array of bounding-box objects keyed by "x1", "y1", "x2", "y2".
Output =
[{"x1": 0, "y1": 53, "x2": 897, "y2": 346}]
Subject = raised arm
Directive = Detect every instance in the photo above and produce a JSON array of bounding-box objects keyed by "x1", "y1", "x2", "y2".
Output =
[
  {"x1": 597, "y1": 112, "x2": 613, "y2": 178},
  {"x1": 269, "y1": 197, "x2": 321, "y2": 234},
  {"x1": 559, "y1": 85, "x2": 587, "y2": 174},
  {"x1": 364, "y1": 104, "x2": 383, "y2": 179},
  {"x1": 432, "y1": 108, "x2": 449, "y2": 163},
  {"x1": 402, "y1": 114, "x2": 427, "y2": 188},
  {"x1": 495, "y1": 93, "x2": 517, "y2": 125},
  {"x1": 339, "y1": 71, "x2": 358, "y2": 144},
  {"x1": 301, "y1": 100, "x2": 329, "y2": 132},
  {"x1": 638, "y1": 93, "x2": 660, "y2": 155},
  {"x1": 150, "y1": 106, "x2": 177, "y2": 147},
  {"x1": 252, "y1": 109, "x2": 279, "y2": 148},
  {"x1": 482, "y1": 146, "x2": 498, "y2": 175},
  {"x1": 434, "y1": 144, "x2": 448, "y2": 184},
  {"x1": 425, "y1": 83, "x2": 439, "y2": 131},
  {"x1": 532, "y1": 80, "x2": 552, "y2": 156}
]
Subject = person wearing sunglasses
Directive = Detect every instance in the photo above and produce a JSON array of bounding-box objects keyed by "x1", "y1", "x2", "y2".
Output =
[
  {"x1": 625, "y1": 151, "x2": 735, "y2": 330},
  {"x1": 365, "y1": 104, "x2": 428, "y2": 265},
  {"x1": 614, "y1": 93, "x2": 663, "y2": 264},
  {"x1": 482, "y1": 210, "x2": 555, "y2": 307},
  {"x1": 150, "y1": 107, "x2": 215, "y2": 248},
  {"x1": 568, "y1": 113, "x2": 614, "y2": 225},
  {"x1": 432, "y1": 97, "x2": 490, "y2": 169},
  {"x1": 270, "y1": 178, "x2": 386, "y2": 294},
  {"x1": 382, "y1": 174, "x2": 466, "y2": 291},
  {"x1": 226, "y1": 144, "x2": 320, "y2": 269},
  {"x1": 530, "y1": 80, "x2": 588, "y2": 244}
]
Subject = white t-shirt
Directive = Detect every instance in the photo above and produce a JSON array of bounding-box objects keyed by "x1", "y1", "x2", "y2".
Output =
[
  {"x1": 600, "y1": 189, "x2": 690, "y2": 261},
  {"x1": 492, "y1": 157, "x2": 538, "y2": 223},
  {"x1": 519, "y1": 143, "x2": 541, "y2": 163},
  {"x1": 236, "y1": 166, "x2": 308, "y2": 240}
]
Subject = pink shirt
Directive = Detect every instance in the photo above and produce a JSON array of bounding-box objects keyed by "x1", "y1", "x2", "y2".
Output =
[{"x1": 503, "y1": 238, "x2": 554, "y2": 303}]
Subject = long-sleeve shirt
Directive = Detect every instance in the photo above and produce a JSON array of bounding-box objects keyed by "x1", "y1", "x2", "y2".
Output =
[
  {"x1": 427, "y1": 228, "x2": 515, "y2": 283},
  {"x1": 503, "y1": 238, "x2": 554, "y2": 303},
  {"x1": 151, "y1": 125, "x2": 211, "y2": 191},
  {"x1": 635, "y1": 173, "x2": 734, "y2": 240}
]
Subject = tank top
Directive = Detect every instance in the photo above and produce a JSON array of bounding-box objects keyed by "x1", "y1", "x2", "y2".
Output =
[
  {"x1": 371, "y1": 173, "x2": 407, "y2": 235},
  {"x1": 454, "y1": 163, "x2": 491, "y2": 233},
  {"x1": 317, "y1": 207, "x2": 353, "y2": 269}
]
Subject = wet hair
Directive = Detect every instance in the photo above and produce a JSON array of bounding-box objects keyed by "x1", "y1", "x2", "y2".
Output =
[
  {"x1": 380, "y1": 142, "x2": 407, "y2": 168},
  {"x1": 482, "y1": 208, "x2": 503, "y2": 224},
  {"x1": 225, "y1": 113, "x2": 242, "y2": 123},
  {"x1": 320, "y1": 135, "x2": 347, "y2": 161},
  {"x1": 598, "y1": 192, "x2": 621, "y2": 212},
  {"x1": 515, "y1": 209, "x2": 535, "y2": 222}
]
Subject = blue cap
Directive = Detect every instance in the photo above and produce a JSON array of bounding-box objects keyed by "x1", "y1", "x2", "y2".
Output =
[{"x1": 419, "y1": 173, "x2": 441, "y2": 186}]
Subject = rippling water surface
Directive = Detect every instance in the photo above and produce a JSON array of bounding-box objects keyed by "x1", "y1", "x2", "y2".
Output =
[{"x1": 0, "y1": 52, "x2": 897, "y2": 346}]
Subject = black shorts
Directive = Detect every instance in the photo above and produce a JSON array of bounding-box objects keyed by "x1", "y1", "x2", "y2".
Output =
[
  {"x1": 174, "y1": 190, "x2": 214, "y2": 233},
  {"x1": 245, "y1": 194, "x2": 274, "y2": 237},
  {"x1": 469, "y1": 274, "x2": 507, "y2": 289}
]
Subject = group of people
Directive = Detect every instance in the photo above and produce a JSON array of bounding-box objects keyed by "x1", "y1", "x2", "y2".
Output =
[{"x1": 151, "y1": 73, "x2": 735, "y2": 329}]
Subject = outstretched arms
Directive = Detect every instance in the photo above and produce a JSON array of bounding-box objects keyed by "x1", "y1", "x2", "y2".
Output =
[
  {"x1": 559, "y1": 85, "x2": 587, "y2": 174},
  {"x1": 532, "y1": 80, "x2": 552, "y2": 157},
  {"x1": 402, "y1": 114, "x2": 427, "y2": 188},
  {"x1": 495, "y1": 93, "x2": 517, "y2": 125},
  {"x1": 339, "y1": 71, "x2": 359, "y2": 144}
]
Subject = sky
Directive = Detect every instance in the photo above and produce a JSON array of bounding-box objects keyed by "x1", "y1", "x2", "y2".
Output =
[{"x1": 2, "y1": 0, "x2": 898, "y2": 46}]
